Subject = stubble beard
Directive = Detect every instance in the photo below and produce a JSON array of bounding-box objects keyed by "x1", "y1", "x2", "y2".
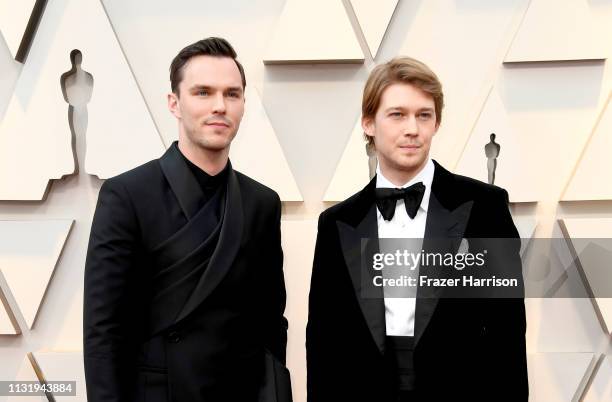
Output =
[
  {"x1": 381, "y1": 148, "x2": 427, "y2": 178},
  {"x1": 188, "y1": 124, "x2": 237, "y2": 154}
]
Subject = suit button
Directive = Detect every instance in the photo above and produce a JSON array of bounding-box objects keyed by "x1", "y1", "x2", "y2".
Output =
[{"x1": 167, "y1": 331, "x2": 181, "y2": 343}]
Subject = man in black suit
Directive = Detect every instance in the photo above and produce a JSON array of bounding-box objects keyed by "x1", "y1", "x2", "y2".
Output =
[
  {"x1": 84, "y1": 37, "x2": 290, "y2": 402},
  {"x1": 307, "y1": 57, "x2": 528, "y2": 401}
]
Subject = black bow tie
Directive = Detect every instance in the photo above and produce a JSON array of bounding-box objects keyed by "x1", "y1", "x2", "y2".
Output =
[{"x1": 375, "y1": 182, "x2": 425, "y2": 221}]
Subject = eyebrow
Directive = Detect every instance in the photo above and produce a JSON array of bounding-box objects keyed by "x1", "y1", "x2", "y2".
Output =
[
  {"x1": 189, "y1": 85, "x2": 243, "y2": 93},
  {"x1": 384, "y1": 106, "x2": 434, "y2": 113}
]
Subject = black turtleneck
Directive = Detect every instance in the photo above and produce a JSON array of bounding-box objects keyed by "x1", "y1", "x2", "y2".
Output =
[{"x1": 177, "y1": 146, "x2": 229, "y2": 204}]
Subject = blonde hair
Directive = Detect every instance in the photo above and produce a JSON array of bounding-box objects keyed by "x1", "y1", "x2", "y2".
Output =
[{"x1": 362, "y1": 57, "x2": 444, "y2": 146}]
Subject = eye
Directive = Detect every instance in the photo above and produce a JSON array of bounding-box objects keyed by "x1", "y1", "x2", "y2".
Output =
[
  {"x1": 389, "y1": 112, "x2": 403, "y2": 118},
  {"x1": 227, "y1": 91, "x2": 241, "y2": 98},
  {"x1": 197, "y1": 89, "x2": 209, "y2": 96},
  {"x1": 418, "y1": 112, "x2": 432, "y2": 120}
]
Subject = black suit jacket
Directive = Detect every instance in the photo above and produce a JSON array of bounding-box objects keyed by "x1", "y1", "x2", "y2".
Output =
[
  {"x1": 307, "y1": 160, "x2": 528, "y2": 402},
  {"x1": 84, "y1": 144, "x2": 288, "y2": 402}
]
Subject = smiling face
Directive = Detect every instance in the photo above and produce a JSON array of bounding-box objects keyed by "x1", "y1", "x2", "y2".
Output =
[
  {"x1": 168, "y1": 55, "x2": 245, "y2": 154},
  {"x1": 363, "y1": 82, "x2": 439, "y2": 184}
]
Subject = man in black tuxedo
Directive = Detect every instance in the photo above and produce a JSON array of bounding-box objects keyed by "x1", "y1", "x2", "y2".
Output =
[
  {"x1": 84, "y1": 37, "x2": 290, "y2": 402},
  {"x1": 307, "y1": 57, "x2": 528, "y2": 401}
]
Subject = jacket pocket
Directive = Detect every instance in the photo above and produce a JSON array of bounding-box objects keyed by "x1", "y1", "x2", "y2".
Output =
[{"x1": 137, "y1": 369, "x2": 169, "y2": 402}]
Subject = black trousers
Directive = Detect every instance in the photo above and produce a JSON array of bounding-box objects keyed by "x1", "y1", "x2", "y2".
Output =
[{"x1": 397, "y1": 390, "x2": 417, "y2": 402}]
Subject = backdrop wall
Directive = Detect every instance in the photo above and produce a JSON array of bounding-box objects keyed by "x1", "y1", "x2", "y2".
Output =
[{"x1": 1, "y1": 0, "x2": 611, "y2": 401}]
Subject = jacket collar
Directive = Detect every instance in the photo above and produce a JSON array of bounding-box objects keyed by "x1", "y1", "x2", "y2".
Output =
[{"x1": 336, "y1": 160, "x2": 473, "y2": 352}]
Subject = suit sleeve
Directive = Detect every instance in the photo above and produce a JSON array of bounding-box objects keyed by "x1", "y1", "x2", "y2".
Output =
[
  {"x1": 306, "y1": 212, "x2": 338, "y2": 402},
  {"x1": 261, "y1": 193, "x2": 288, "y2": 364},
  {"x1": 83, "y1": 178, "x2": 140, "y2": 402},
  {"x1": 485, "y1": 189, "x2": 529, "y2": 400}
]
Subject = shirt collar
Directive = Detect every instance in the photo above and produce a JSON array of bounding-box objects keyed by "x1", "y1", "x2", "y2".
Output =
[
  {"x1": 176, "y1": 142, "x2": 229, "y2": 192},
  {"x1": 376, "y1": 158, "x2": 435, "y2": 212}
]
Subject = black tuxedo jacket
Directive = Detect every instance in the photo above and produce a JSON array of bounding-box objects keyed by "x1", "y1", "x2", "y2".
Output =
[
  {"x1": 84, "y1": 144, "x2": 288, "y2": 402},
  {"x1": 307, "y1": 160, "x2": 528, "y2": 402}
]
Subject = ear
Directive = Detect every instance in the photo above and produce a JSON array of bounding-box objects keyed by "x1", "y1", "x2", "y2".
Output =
[
  {"x1": 239, "y1": 94, "x2": 246, "y2": 118},
  {"x1": 433, "y1": 120, "x2": 440, "y2": 135},
  {"x1": 167, "y1": 92, "x2": 181, "y2": 119},
  {"x1": 362, "y1": 115, "x2": 374, "y2": 139}
]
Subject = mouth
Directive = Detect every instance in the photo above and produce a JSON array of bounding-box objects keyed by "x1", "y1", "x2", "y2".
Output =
[
  {"x1": 399, "y1": 144, "x2": 420, "y2": 150},
  {"x1": 206, "y1": 121, "x2": 230, "y2": 128}
]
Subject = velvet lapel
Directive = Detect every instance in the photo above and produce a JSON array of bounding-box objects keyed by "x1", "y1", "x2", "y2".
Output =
[
  {"x1": 414, "y1": 161, "x2": 473, "y2": 346},
  {"x1": 336, "y1": 177, "x2": 386, "y2": 354}
]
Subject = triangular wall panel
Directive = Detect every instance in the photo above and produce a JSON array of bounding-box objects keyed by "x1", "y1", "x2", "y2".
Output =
[
  {"x1": 29, "y1": 351, "x2": 86, "y2": 401},
  {"x1": 527, "y1": 352, "x2": 597, "y2": 402},
  {"x1": 230, "y1": 87, "x2": 302, "y2": 201},
  {"x1": 505, "y1": 0, "x2": 607, "y2": 62},
  {"x1": 0, "y1": 31, "x2": 22, "y2": 120},
  {"x1": 7, "y1": 355, "x2": 41, "y2": 402},
  {"x1": 0, "y1": 0, "x2": 42, "y2": 61},
  {"x1": 563, "y1": 92, "x2": 612, "y2": 201},
  {"x1": 264, "y1": 0, "x2": 364, "y2": 64},
  {"x1": 323, "y1": 117, "x2": 370, "y2": 201},
  {"x1": 349, "y1": 0, "x2": 398, "y2": 59},
  {"x1": 0, "y1": 219, "x2": 73, "y2": 329},
  {"x1": 398, "y1": 0, "x2": 528, "y2": 168},
  {"x1": 512, "y1": 216, "x2": 538, "y2": 257},
  {"x1": 0, "y1": 279, "x2": 19, "y2": 334},
  {"x1": 559, "y1": 218, "x2": 612, "y2": 335},
  {"x1": 583, "y1": 356, "x2": 612, "y2": 402},
  {"x1": 455, "y1": 87, "x2": 540, "y2": 202},
  {"x1": 0, "y1": 0, "x2": 165, "y2": 200},
  {"x1": 514, "y1": 216, "x2": 538, "y2": 241}
]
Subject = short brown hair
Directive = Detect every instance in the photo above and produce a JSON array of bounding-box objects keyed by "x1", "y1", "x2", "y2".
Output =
[
  {"x1": 362, "y1": 57, "x2": 444, "y2": 146},
  {"x1": 170, "y1": 37, "x2": 246, "y2": 96}
]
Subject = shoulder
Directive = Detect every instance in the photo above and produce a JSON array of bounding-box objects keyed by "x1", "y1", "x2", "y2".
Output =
[
  {"x1": 103, "y1": 159, "x2": 161, "y2": 188},
  {"x1": 98, "y1": 159, "x2": 163, "y2": 202},
  {"x1": 446, "y1": 171, "x2": 517, "y2": 237},
  {"x1": 234, "y1": 170, "x2": 281, "y2": 206},
  {"x1": 432, "y1": 161, "x2": 509, "y2": 205},
  {"x1": 318, "y1": 181, "x2": 373, "y2": 231},
  {"x1": 452, "y1": 172, "x2": 509, "y2": 203},
  {"x1": 320, "y1": 191, "x2": 360, "y2": 223}
]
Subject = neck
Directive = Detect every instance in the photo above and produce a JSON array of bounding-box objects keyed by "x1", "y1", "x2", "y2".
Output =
[
  {"x1": 378, "y1": 157, "x2": 429, "y2": 187},
  {"x1": 177, "y1": 139, "x2": 229, "y2": 176}
]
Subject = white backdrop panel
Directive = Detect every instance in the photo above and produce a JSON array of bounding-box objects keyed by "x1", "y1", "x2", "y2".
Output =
[
  {"x1": 527, "y1": 352, "x2": 596, "y2": 402},
  {"x1": 0, "y1": 220, "x2": 73, "y2": 329},
  {"x1": 349, "y1": 0, "x2": 398, "y2": 59},
  {"x1": 563, "y1": 92, "x2": 612, "y2": 201},
  {"x1": 29, "y1": 351, "x2": 85, "y2": 401},
  {"x1": 6, "y1": 355, "x2": 41, "y2": 402},
  {"x1": 399, "y1": 0, "x2": 528, "y2": 168},
  {"x1": 505, "y1": 0, "x2": 607, "y2": 63},
  {"x1": 584, "y1": 356, "x2": 612, "y2": 402},
  {"x1": 323, "y1": 117, "x2": 370, "y2": 201},
  {"x1": 456, "y1": 86, "x2": 540, "y2": 202},
  {"x1": 0, "y1": 32, "x2": 22, "y2": 120},
  {"x1": 0, "y1": 282, "x2": 18, "y2": 335},
  {"x1": 281, "y1": 219, "x2": 317, "y2": 402},
  {"x1": 264, "y1": 0, "x2": 364, "y2": 64},
  {"x1": 229, "y1": 87, "x2": 302, "y2": 201},
  {"x1": 0, "y1": 0, "x2": 165, "y2": 200},
  {"x1": 559, "y1": 218, "x2": 612, "y2": 335},
  {"x1": 0, "y1": 0, "x2": 39, "y2": 59}
]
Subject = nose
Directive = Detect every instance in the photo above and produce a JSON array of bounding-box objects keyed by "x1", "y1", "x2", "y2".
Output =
[
  {"x1": 212, "y1": 92, "x2": 226, "y2": 114},
  {"x1": 403, "y1": 114, "x2": 419, "y2": 136}
]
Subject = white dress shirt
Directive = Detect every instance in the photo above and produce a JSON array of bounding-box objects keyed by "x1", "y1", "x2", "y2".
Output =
[{"x1": 376, "y1": 159, "x2": 435, "y2": 336}]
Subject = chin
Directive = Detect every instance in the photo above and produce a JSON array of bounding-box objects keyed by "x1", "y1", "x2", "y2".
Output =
[
  {"x1": 394, "y1": 154, "x2": 424, "y2": 168},
  {"x1": 194, "y1": 138, "x2": 229, "y2": 151}
]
